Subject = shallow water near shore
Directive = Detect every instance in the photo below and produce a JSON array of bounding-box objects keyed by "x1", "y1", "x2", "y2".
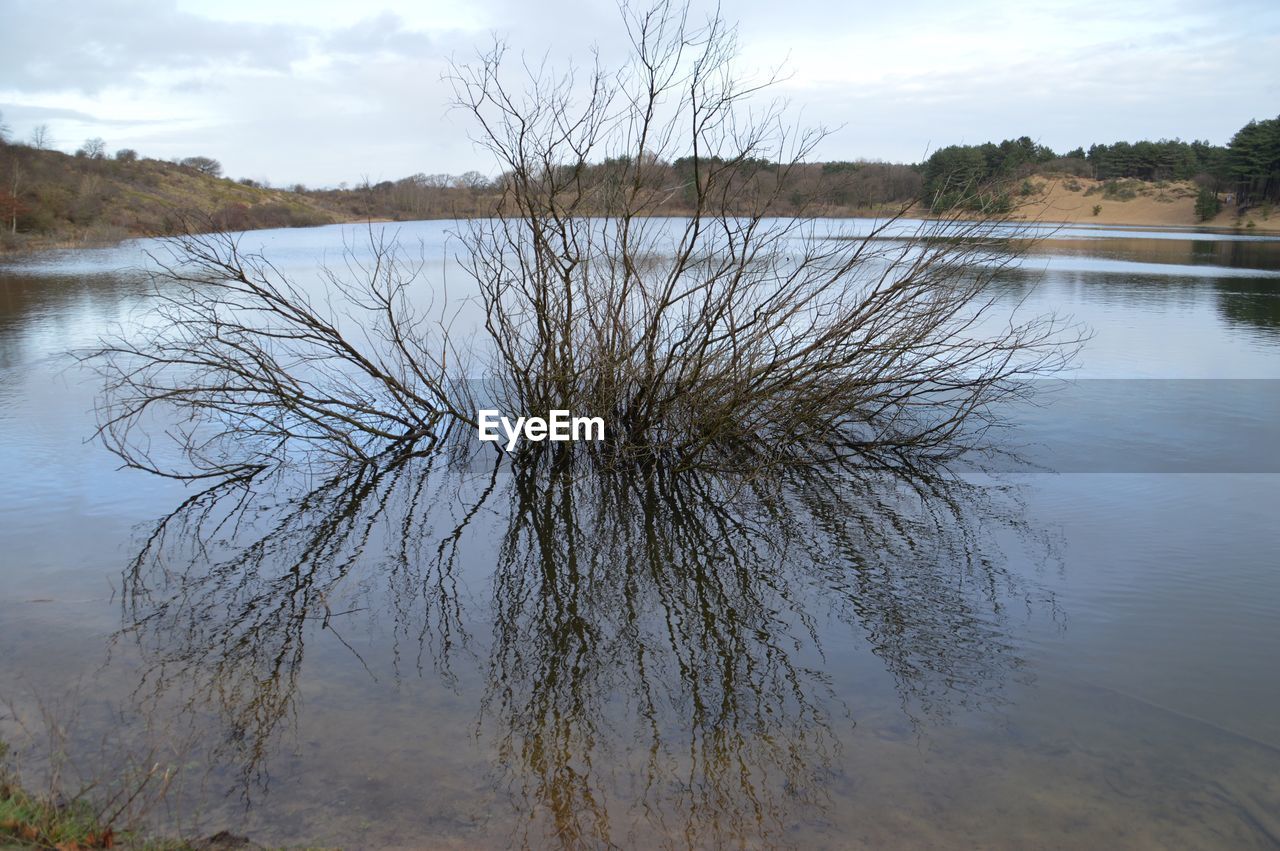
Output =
[{"x1": 2, "y1": 220, "x2": 1279, "y2": 848}]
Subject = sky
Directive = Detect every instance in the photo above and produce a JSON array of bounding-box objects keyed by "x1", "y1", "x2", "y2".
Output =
[{"x1": 2, "y1": 0, "x2": 1277, "y2": 186}]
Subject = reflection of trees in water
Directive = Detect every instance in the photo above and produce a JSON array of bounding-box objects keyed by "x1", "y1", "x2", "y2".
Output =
[
  {"x1": 1213, "y1": 278, "x2": 1280, "y2": 332},
  {"x1": 996, "y1": 264, "x2": 1280, "y2": 337},
  {"x1": 118, "y1": 455, "x2": 1054, "y2": 847},
  {"x1": 118, "y1": 454, "x2": 485, "y2": 790},
  {"x1": 0, "y1": 271, "x2": 149, "y2": 368},
  {"x1": 1022, "y1": 236, "x2": 1280, "y2": 273}
]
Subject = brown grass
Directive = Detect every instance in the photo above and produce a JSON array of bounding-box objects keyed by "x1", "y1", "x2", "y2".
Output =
[{"x1": 1010, "y1": 177, "x2": 1280, "y2": 232}]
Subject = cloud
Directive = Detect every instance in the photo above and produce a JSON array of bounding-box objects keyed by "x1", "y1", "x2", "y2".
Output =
[
  {"x1": 0, "y1": 0, "x2": 311, "y2": 93},
  {"x1": 1, "y1": 0, "x2": 1277, "y2": 184},
  {"x1": 323, "y1": 11, "x2": 435, "y2": 59},
  {"x1": 0, "y1": 103, "x2": 172, "y2": 126}
]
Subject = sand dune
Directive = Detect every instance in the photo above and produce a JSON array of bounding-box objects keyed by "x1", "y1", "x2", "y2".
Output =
[{"x1": 1009, "y1": 177, "x2": 1279, "y2": 233}]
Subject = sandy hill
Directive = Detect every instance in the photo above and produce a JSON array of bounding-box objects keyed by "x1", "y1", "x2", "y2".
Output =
[{"x1": 1014, "y1": 176, "x2": 1278, "y2": 232}]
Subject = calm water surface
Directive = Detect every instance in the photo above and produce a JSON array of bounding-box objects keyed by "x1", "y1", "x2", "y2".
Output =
[{"x1": 1, "y1": 220, "x2": 1279, "y2": 848}]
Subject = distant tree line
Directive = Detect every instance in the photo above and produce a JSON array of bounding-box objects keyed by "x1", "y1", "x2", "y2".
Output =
[
  {"x1": 922, "y1": 136, "x2": 1058, "y2": 212},
  {"x1": 1225, "y1": 116, "x2": 1280, "y2": 208},
  {"x1": 303, "y1": 156, "x2": 924, "y2": 223},
  {"x1": 922, "y1": 115, "x2": 1280, "y2": 213},
  {"x1": 3, "y1": 108, "x2": 1277, "y2": 247},
  {"x1": 1084, "y1": 139, "x2": 1223, "y2": 181},
  {"x1": 354, "y1": 114, "x2": 1279, "y2": 218}
]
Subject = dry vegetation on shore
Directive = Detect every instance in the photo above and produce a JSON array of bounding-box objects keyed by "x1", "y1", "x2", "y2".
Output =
[
  {"x1": 0, "y1": 145, "x2": 348, "y2": 252},
  {"x1": 1013, "y1": 176, "x2": 1280, "y2": 231},
  {"x1": 2, "y1": 132, "x2": 1277, "y2": 256}
]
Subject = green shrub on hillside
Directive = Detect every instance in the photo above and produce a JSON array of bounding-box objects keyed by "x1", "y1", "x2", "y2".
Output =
[{"x1": 1194, "y1": 187, "x2": 1221, "y2": 221}]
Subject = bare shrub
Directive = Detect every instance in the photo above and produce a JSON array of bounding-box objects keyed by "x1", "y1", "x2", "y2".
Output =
[
  {"x1": 89, "y1": 224, "x2": 477, "y2": 480},
  {"x1": 90, "y1": 1, "x2": 1081, "y2": 479},
  {"x1": 448, "y1": 1, "x2": 1080, "y2": 467}
]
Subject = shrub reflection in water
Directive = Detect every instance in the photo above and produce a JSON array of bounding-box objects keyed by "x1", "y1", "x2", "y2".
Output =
[{"x1": 117, "y1": 448, "x2": 1053, "y2": 847}]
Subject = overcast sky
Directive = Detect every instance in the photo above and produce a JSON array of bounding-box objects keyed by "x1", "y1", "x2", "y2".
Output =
[{"x1": 2, "y1": 0, "x2": 1277, "y2": 186}]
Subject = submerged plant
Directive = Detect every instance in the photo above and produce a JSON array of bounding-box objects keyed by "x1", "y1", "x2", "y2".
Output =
[{"x1": 89, "y1": 1, "x2": 1081, "y2": 480}]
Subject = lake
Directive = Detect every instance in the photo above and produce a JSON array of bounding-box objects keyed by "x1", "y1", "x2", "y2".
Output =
[{"x1": 1, "y1": 219, "x2": 1279, "y2": 848}]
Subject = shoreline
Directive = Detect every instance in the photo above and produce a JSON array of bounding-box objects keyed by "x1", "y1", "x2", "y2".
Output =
[{"x1": 3, "y1": 191, "x2": 1277, "y2": 260}]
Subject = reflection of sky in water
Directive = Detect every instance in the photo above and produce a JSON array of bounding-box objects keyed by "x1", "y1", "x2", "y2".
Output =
[{"x1": 1, "y1": 221, "x2": 1279, "y2": 847}]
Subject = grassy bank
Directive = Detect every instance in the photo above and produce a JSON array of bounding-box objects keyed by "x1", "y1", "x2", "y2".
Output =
[
  {"x1": 0, "y1": 741, "x2": 284, "y2": 851},
  {"x1": 0, "y1": 144, "x2": 346, "y2": 254}
]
